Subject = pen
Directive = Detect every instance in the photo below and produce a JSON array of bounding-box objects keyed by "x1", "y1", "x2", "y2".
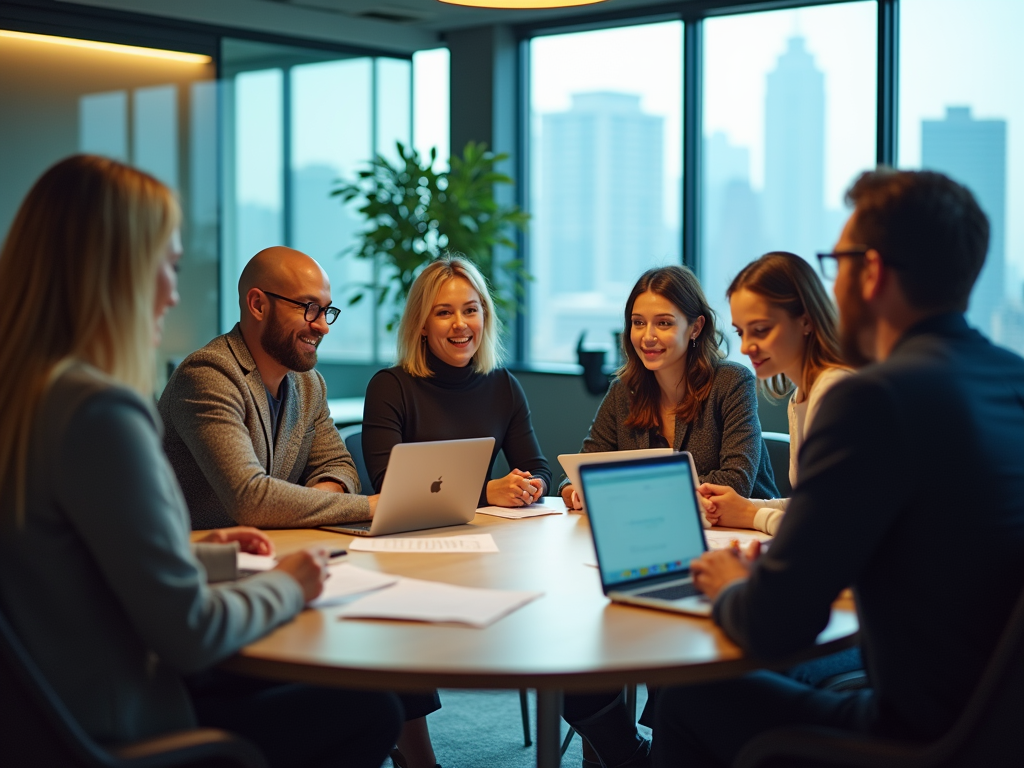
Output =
[{"x1": 328, "y1": 549, "x2": 347, "y2": 559}]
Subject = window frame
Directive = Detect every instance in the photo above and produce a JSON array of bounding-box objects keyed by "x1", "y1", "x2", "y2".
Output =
[{"x1": 513, "y1": 0, "x2": 900, "y2": 369}]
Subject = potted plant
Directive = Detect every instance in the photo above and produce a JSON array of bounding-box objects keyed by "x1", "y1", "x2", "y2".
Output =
[{"x1": 332, "y1": 141, "x2": 531, "y2": 329}]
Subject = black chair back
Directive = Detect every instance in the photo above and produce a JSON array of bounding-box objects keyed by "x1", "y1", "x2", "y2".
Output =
[
  {"x1": 338, "y1": 424, "x2": 375, "y2": 495},
  {"x1": 761, "y1": 431, "x2": 792, "y2": 498},
  {"x1": 0, "y1": 603, "x2": 108, "y2": 766}
]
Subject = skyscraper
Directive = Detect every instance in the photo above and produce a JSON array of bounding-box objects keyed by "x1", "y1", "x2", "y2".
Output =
[
  {"x1": 534, "y1": 92, "x2": 664, "y2": 361},
  {"x1": 922, "y1": 106, "x2": 1007, "y2": 337},
  {"x1": 763, "y1": 36, "x2": 826, "y2": 261}
]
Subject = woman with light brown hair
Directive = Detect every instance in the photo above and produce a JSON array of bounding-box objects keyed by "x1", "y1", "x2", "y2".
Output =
[
  {"x1": 698, "y1": 251, "x2": 851, "y2": 535},
  {"x1": 559, "y1": 264, "x2": 777, "y2": 510},
  {"x1": 558, "y1": 265, "x2": 776, "y2": 768},
  {"x1": 0, "y1": 155, "x2": 401, "y2": 767}
]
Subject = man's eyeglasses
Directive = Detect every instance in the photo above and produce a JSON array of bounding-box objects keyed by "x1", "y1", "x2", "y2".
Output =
[
  {"x1": 262, "y1": 290, "x2": 340, "y2": 325},
  {"x1": 816, "y1": 248, "x2": 870, "y2": 280}
]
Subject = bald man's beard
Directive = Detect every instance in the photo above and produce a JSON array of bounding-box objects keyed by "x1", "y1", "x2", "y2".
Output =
[{"x1": 261, "y1": 311, "x2": 320, "y2": 372}]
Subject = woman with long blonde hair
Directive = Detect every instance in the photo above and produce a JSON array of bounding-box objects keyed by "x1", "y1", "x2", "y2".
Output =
[{"x1": 0, "y1": 155, "x2": 401, "y2": 767}]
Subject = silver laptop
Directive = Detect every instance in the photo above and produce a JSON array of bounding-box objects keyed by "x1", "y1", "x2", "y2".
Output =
[
  {"x1": 322, "y1": 437, "x2": 495, "y2": 537},
  {"x1": 558, "y1": 449, "x2": 673, "y2": 511},
  {"x1": 579, "y1": 452, "x2": 712, "y2": 616}
]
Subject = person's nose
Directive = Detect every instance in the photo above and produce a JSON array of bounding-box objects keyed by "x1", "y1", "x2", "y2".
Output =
[
  {"x1": 741, "y1": 336, "x2": 756, "y2": 357},
  {"x1": 452, "y1": 313, "x2": 468, "y2": 329},
  {"x1": 311, "y1": 311, "x2": 330, "y2": 336}
]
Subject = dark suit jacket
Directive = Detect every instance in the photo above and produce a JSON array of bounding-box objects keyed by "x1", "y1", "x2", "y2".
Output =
[
  {"x1": 159, "y1": 326, "x2": 367, "y2": 529},
  {"x1": 715, "y1": 313, "x2": 1024, "y2": 740},
  {"x1": 561, "y1": 360, "x2": 778, "y2": 499}
]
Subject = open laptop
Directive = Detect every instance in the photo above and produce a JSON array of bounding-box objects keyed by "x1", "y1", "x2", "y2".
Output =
[
  {"x1": 578, "y1": 452, "x2": 713, "y2": 616},
  {"x1": 321, "y1": 437, "x2": 494, "y2": 537},
  {"x1": 558, "y1": 449, "x2": 673, "y2": 511}
]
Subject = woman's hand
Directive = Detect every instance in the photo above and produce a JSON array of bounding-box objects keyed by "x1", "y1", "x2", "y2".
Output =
[
  {"x1": 274, "y1": 548, "x2": 329, "y2": 603},
  {"x1": 561, "y1": 484, "x2": 584, "y2": 512},
  {"x1": 199, "y1": 526, "x2": 274, "y2": 556},
  {"x1": 697, "y1": 483, "x2": 759, "y2": 529},
  {"x1": 487, "y1": 469, "x2": 543, "y2": 507}
]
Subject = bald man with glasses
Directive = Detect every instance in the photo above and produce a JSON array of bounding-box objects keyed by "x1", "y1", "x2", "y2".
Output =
[{"x1": 160, "y1": 246, "x2": 379, "y2": 530}]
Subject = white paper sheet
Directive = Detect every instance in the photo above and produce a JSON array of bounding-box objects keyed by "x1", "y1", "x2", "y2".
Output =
[
  {"x1": 704, "y1": 530, "x2": 771, "y2": 551},
  {"x1": 476, "y1": 502, "x2": 564, "y2": 519},
  {"x1": 237, "y1": 552, "x2": 276, "y2": 573},
  {"x1": 348, "y1": 534, "x2": 499, "y2": 553},
  {"x1": 311, "y1": 563, "x2": 400, "y2": 608},
  {"x1": 335, "y1": 577, "x2": 542, "y2": 627}
]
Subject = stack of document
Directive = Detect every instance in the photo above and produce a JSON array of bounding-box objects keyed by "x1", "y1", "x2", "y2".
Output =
[
  {"x1": 334, "y1": 577, "x2": 541, "y2": 628},
  {"x1": 348, "y1": 533, "x2": 499, "y2": 553}
]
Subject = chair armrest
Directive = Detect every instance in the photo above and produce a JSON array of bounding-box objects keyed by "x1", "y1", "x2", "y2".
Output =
[
  {"x1": 109, "y1": 727, "x2": 268, "y2": 768},
  {"x1": 733, "y1": 726, "x2": 932, "y2": 768}
]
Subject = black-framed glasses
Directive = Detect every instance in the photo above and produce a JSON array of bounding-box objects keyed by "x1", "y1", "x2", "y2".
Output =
[
  {"x1": 262, "y1": 290, "x2": 340, "y2": 325},
  {"x1": 816, "y1": 248, "x2": 870, "y2": 280}
]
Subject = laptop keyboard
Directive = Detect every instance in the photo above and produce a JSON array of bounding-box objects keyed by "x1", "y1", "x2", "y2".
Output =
[{"x1": 637, "y1": 581, "x2": 700, "y2": 601}]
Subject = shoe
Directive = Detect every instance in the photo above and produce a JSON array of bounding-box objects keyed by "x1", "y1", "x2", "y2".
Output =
[{"x1": 390, "y1": 748, "x2": 441, "y2": 768}]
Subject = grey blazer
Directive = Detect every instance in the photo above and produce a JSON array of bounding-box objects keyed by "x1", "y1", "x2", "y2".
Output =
[
  {"x1": 0, "y1": 364, "x2": 303, "y2": 743},
  {"x1": 159, "y1": 326, "x2": 368, "y2": 530},
  {"x1": 562, "y1": 361, "x2": 777, "y2": 499}
]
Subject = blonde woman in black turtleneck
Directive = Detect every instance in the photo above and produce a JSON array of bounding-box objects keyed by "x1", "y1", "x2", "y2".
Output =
[
  {"x1": 360, "y1": 254, "x2": 551, "y2": 768},
  {"x1": 363, "y1": 255, "x2": 551, "y2": 508}
]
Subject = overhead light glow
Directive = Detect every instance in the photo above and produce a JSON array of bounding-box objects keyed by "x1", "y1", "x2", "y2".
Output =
[
  {"x1": 0, "y1": 30, "x2": 212, "y2": 64},
  {"x1": 438, "y1": 0, "x2": 608, "y2": 8}
]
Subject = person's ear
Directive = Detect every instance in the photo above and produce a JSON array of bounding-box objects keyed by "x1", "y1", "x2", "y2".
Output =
[
  {"x1": 246, "y1": 288, "x2": 268, "y2": 322},
  {"x1": 691, "y1": 314, "x2": 706, "y2": 339},
  {"x1": 799, "y1": 314, "x2": 812, "y2": 337},
  {"x1": 861, "y1": 250, "x2": 885, "y2": 302}
]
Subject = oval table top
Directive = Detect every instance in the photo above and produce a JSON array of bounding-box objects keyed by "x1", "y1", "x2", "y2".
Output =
[{"x1": 215, "y1": 502, "x2": 858, "y2": 693}]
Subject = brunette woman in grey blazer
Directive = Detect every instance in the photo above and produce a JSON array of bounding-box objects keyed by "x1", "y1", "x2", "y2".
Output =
[
  {"x1": 558, "y1": 266, "x2": 777, "y2": 768},
  {"x1": 560, "y1": 265, "x2": 777, "y2": 510}
]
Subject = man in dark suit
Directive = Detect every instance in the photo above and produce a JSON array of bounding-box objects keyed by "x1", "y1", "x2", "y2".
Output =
[{"x1": 652, "y1": 169, "x2": 1024, "y2": 766}]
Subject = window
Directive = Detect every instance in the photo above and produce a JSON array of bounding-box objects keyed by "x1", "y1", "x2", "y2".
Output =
[
  {"x1": 220, "y1": 39, "x2": 415, "y2": 363},
  {"x1": 701, "y1": 3, "x2": 877, "y2": 362},
  {"x1": 528, "y1": 22, "x2": 683, "y2": 366},
  {"x1": 413, "y1": 47, "x2": 450, "y2": 167},
  {"x1": 899, "y1": 0, "x2": 1024, "y2": 356}
]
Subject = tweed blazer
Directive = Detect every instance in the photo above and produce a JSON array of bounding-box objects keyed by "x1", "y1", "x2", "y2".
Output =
[
  {"x1": 562, "y1": 361, "x2": 777, "y2": 499},
  {"x1": 159, "y1": 325, "x2": 367, "y2": 529}
]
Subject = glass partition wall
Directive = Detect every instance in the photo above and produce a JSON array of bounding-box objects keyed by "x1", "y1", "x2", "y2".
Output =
[{"x1": 0, "y1": 30, "x2": 217, "y2": 386}]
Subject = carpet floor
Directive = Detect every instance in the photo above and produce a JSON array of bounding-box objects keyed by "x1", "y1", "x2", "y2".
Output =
[{"x1": 395, "y1": 687, "x2": 650, "y2": 768}]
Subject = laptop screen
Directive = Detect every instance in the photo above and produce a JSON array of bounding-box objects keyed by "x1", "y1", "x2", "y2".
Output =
[{"x1": 580, "y1": 454, "x2": 707, "y2": 588}]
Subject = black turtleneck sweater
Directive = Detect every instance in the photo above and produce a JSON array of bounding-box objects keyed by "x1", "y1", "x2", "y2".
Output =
[{"x1": 362, "y1": 349, "x2": 551, "y2": 505}]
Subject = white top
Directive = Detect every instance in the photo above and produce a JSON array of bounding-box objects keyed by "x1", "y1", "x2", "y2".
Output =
[{"x1": 751, "y1": 367, "x2": 852, "y2": 535}]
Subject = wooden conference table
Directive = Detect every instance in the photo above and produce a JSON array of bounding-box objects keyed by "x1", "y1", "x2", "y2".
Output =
[{"x1": 217, "y1": 501, "x2": 858, "y2": 768}]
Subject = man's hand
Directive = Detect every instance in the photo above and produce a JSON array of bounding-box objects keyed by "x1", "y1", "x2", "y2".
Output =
[
  {"x1": 487, "y1": 470, "x2": 543, "y2": 507},
  {"x1": 199, "y1": 526, "x2": 274, "y2": 556},
  {"x1": 366, "y1": 494, "x2": 380, "y2": 517},
  {"x1": 274, "y1": 548, "x2": 329, "y2": 603},
  {"x1": 697, "y1": 483, "x2": 760, "y2": 529},
  {"x1": 690, "y1": 540, "x2": 762, "y2": 600}
]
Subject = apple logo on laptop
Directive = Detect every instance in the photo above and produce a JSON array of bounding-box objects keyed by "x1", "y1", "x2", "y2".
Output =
[{"x1": 430, "y1": 476, "x2": 443, "y2": 493}]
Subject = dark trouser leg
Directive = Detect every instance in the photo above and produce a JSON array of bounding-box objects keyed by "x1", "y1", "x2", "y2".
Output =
[
  {"x1": 786, "y1": 647, "x2": 864, "y2": 687},
  {"x1": 190, "y1": 671, "x2": 403, "y2": 768},
  {"x1": 651, "y1": 671, "x2": 877, "y2": 768},
  {"x1": 564, "y1": 690, "x2": 647, "y2": 767}
]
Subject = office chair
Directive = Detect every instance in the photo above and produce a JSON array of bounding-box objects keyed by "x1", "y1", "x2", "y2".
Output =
[
  {"x1": 733, "y1": 581, "x2": 1024, "y2": 768},
  {"x1": 0, "y1": 603, "x2": 267, "y2": 768},
  {"x1": 761, "y1": 432, "x2": 792, "y2": 498},
  {"x1": 338, "y1": 424, "x2": 376, "y2": 495}
]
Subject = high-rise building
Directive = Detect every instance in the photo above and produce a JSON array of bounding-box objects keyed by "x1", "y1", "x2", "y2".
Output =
[
  {"x1": 534, "y1": 92, "x2": 664, "y2": 361},
  {"x1": 922, "y1": 106, "x2": 1007, "y2": 338},
  {"x1": 763, "y1": 36, "x2": 826, "y2": 261}
]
